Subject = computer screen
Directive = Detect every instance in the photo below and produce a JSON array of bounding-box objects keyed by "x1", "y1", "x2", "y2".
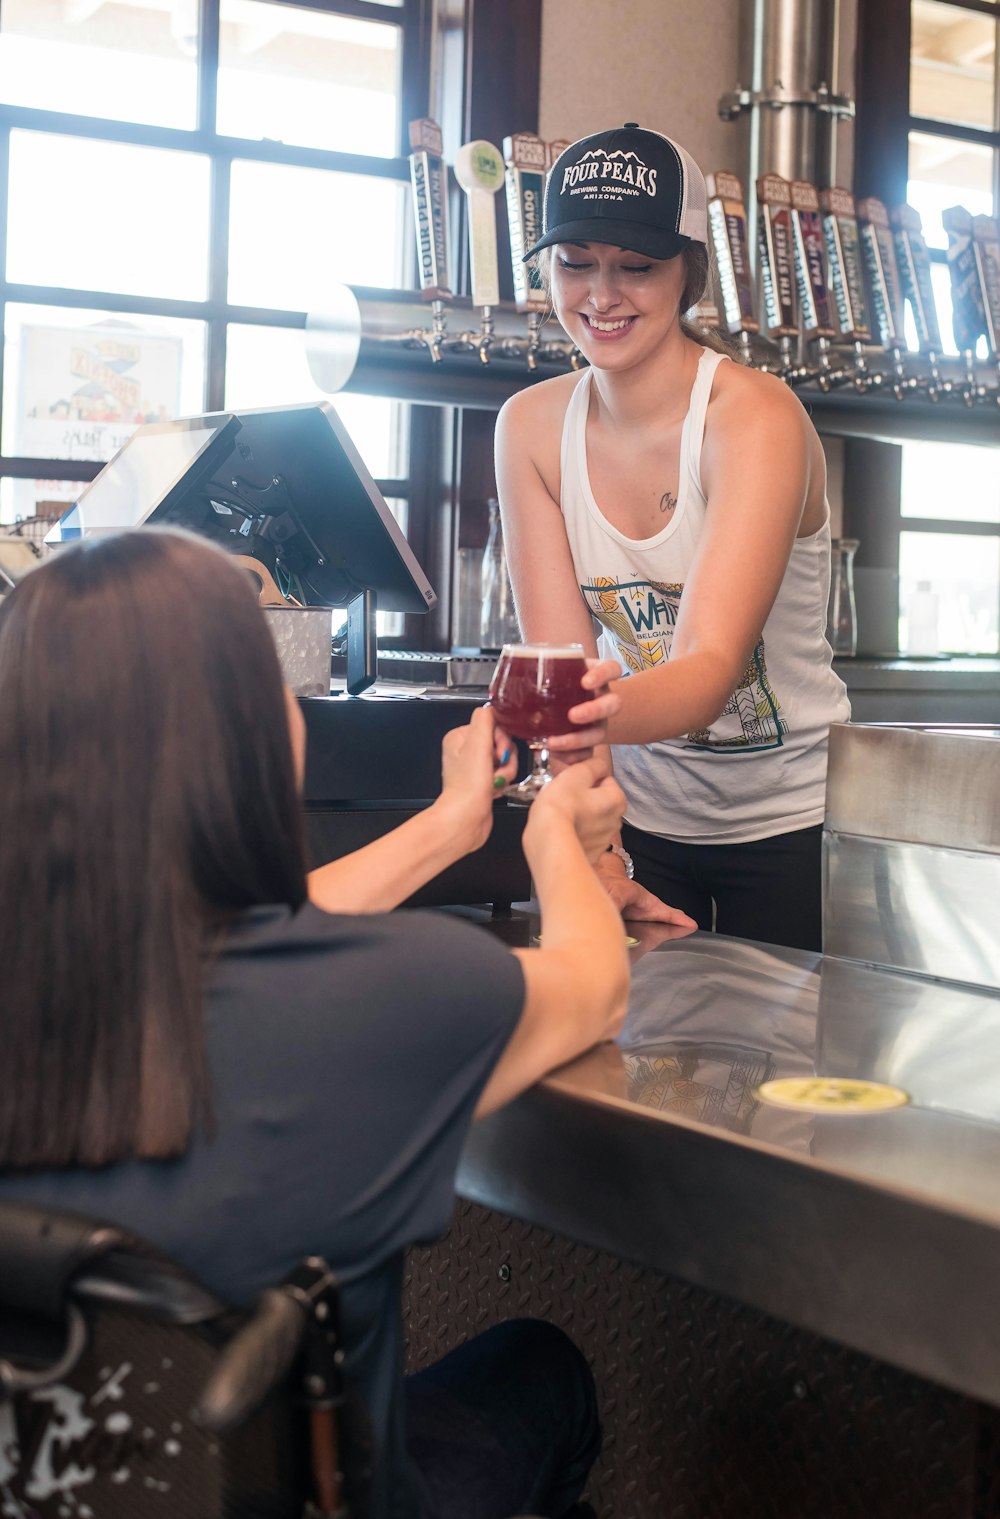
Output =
[
  {"x1": 44, "y1": 415, "x2": 240, "y2": 545},
  {"x1": 43, "y1": 402, "x2": 436, "y2": 618}
]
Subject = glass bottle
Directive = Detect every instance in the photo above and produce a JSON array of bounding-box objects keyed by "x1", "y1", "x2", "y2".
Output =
[
  {"x1": 480, "y1": 499, "x2": 519, "y2": 651},
  {"x1": 904, "y1": 579, "x2": 941, "y2": 656},
  {"x1": 827, "y1": 538, "x2": 859, "y2": 657}
]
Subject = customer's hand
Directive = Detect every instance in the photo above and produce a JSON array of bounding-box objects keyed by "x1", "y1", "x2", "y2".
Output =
[
  {"x1": 437, "y1": 706, "x2": 517, "y2": 853},
  {"x1": 525, "y1": 757, "x2": 626, "y2": 864},
  {"x1": 593, "y1": 850, "x2": 699, "y2": 927},
  {"x1": 544, "y1": 657, "x2": 621, "y2": 765}
]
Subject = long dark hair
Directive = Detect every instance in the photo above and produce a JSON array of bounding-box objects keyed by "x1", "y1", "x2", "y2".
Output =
[{"x1": 0, "y1": 529, "x2": 308, "y2": 1170}]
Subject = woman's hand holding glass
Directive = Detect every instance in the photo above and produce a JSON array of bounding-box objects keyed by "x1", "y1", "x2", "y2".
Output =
[
  {"x1": 542, "y1": 657, "x2": 622, "y2": 765},
  {"x1": 524, "y1": 758, "x2": 626, "y2": 866},
  {"x1": 437, "y1": 706, "x2": 517, "y2": 853}
]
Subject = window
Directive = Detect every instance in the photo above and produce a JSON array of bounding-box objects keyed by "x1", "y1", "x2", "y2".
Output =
[
  {"x1": 899, "y1": 441, "x2": 1000, "y2": 652},
  {"x1": 906, "y1": 0, "x2": 999, "y2": 346},
  {"x1": 902, "y1": 0, "x2": 999, "y2": 651},
  {"x1": 0, "y1": 0, "x2": 417, "y2": 581}
]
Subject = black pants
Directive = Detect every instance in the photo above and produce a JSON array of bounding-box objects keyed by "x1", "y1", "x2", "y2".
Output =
[
  {"x1": 405, "y1": 1319, "x2": 599, "y2": 1518},
  {"x1": 622, "y1": 820, "x2": 824, "y2": 953}
]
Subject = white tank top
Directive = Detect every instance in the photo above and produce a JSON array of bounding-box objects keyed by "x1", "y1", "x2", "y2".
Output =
[{"x1": 559, "y1": 349, "x2": 851, "y2": 844}]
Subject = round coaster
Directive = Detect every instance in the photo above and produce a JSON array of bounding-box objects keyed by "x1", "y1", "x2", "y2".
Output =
[{"x1": 756, "y1": 1076, "x2": 910, "y2": 1114}]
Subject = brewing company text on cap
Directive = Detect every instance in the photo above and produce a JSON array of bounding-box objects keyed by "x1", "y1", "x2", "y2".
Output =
[{"x1": 524, "y1": 123, "x2": 709, "y2": 263}]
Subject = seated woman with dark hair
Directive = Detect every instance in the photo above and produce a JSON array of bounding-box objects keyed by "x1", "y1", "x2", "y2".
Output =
[{"x1": 0, "y1": 528, "x2": 630, "y2": 1519}]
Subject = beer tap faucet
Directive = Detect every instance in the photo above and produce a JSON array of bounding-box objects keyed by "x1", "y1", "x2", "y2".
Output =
[
  {"x1": 958, "y1": 347, "x2": 985, "y2": 407},
  {"x1": 421, "y1": 298, "x2": 447, "y2": 364},
  {"x1": 525, "y1": 310, "x2": 542, "y2": 372},
  {"x1": 477, "y1": 305, "x2": 495, "y2": 365},
  {"x1": 810, "y1": 336, "x2": 852, "y2": 391}
]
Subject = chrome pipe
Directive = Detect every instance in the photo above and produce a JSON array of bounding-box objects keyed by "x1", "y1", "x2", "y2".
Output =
[
  {"x1": 723, "y1": 0, "x2": 853, "y2": 265},
  {"x1": 305, "y1": 286, "x2": 575, "y2": 410}
]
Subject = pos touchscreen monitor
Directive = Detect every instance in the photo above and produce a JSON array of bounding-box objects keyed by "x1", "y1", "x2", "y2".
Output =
[{"x1": 44, "y1": 402, "x2": 437, "y2": 693}]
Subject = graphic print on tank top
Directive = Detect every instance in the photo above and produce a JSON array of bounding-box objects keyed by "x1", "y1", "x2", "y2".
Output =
[{"x1": 580, "y1": 575, "x2": 789, "y2": 752}]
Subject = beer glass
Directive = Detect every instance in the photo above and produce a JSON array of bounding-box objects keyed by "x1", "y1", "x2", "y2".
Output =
[{"x1": 488, "y1": 642, "x2": 589, "y2": 802}]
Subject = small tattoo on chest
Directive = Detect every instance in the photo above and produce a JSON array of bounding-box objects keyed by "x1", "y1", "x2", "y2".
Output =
[{"x1": 659, "y1": 491, "x2": 678, "y2": 515}]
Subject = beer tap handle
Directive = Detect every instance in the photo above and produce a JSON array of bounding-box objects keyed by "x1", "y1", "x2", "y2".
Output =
[
  {"x1": 821, "y1": 188, "x2": 876, "y2": 391},
  {"x1": 788, "y1": 179, "x2": 835, "y2": 388},
  {"x1": 943, "y1": 206, "x2": 988, "y2": 385},
  {"x1": 857, "y1": 195, "x2": 910, "y2": 398},
  {"x1": 756, "y1": 173, "x2": 799, "y2": 381},
  {"x1": 455, "y1": 139, "x2": 505, "y2": 358},
  {"x1": 891, "y1": 203, "x2": 944, "y2": 398},
  {"x1": 503, "y1": 132, "x2": 548, "y2": 314},
  {"x1": 972, "y1": 214, "x2": 1000, "y2": 397},
  {"x1": 407, "y1": 119, "x2": 452, "y2": 361},
  {"x1": 706, "y1": 171, "x2": 760, "y2": 365}
]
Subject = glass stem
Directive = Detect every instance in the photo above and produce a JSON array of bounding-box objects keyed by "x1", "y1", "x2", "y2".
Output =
[{"x1": 529, "y1": 740, "x2": 550, "y2": 785}]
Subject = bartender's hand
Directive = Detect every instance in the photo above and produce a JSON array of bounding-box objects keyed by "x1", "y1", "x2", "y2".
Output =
[
  {"x1": 593, "y1": 850, "x2": 699, "y2": 927},
  {"x1": 436, "y1": 706, "x2": 517, "y2": 854},
  {"x1": 526, "y1": 758, "x2": 625, "y2": 864},
  {"x1": 544, "y1": 658, "x2": 622, "y2": 765}
]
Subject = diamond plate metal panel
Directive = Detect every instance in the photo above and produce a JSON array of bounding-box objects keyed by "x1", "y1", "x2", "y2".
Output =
[{"x1": 405, "y1": 1202, "x2": 998, "y2": 1519}]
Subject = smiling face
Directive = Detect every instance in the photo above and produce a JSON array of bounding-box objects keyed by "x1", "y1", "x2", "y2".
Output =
[{"x1": 548, "y1": 241, "x2": 689, "y2": 367}]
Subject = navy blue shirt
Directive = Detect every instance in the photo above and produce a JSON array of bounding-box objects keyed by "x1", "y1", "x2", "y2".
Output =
[{"x1": 0, "y1": 902, "x2": 524, "y2": 1517}]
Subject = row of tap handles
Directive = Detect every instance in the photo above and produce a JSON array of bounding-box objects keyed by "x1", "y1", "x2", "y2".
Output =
[
  {"x1": 726, "y1": 173, "x2": 1000, "y2": 405},
  {"x1": 403, "y1": 120, "x2": 1000, "y2": 404}
]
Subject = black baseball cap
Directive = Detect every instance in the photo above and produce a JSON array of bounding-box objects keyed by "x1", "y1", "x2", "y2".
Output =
[{"x1": 524, "y1": 123, "x2": 708, "y2": 262}]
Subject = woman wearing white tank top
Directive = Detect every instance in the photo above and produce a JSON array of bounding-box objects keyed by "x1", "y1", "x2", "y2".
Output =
[{"x1": 495, "y1": 125, "x2": 849, "y2": 952}]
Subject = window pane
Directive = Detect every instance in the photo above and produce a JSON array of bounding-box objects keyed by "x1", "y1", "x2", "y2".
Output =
[
  {"x1": 907, "y1": 132, "x2": 995, "y2": 251},
  {"x1": 7, "y1": 133, "x2": 210, "y2": 301},
  {"x1": 901, "y1": 441, "x2": 1000, "y2": 523},
  {"x1": 224, "y1": 324, "x2": 408, "y2": 479},
  {"x1": 900, "y1": 530, "x2": 1000, "y2": 654},
  {"x1": 910, "y1": 1, "x2": 998, "y2": 131},
  {"x1": 0, "y1": 0, "x2": 198, "y2": 129},
  {"x1": 228, "y1": 161, "x2": 407, "y2": 309},
  {"x1": 0, "y1": 477, "x2": 89, "y2": 529},
  {"x1": 2, "y1": 303, "x2": 206, "y2": 520},
  {"x1": 218, "y1": 0, "x2": 400, "y2": 156}
]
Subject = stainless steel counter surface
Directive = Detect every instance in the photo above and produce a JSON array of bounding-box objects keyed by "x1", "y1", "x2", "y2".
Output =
[{"x1": 459, "y1": 925, "x2": 1000, "y2": 1408}]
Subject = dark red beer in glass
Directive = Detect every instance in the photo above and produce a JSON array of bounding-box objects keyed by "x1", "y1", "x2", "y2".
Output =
[
  {"x1": 489, "y1": 643, "x2": 588, "y2": 800},
  {"x1": 489, "y1": 645, "x2": 588, "y2": 739}
]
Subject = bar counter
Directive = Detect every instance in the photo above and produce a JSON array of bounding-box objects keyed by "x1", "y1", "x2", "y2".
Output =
[
  {"x1": 405, "y1": 914, "x2": 1000, "y2": 1518},
  {"x1": 464, "y1": 919, "x2": 1000, "y2": 1400}
]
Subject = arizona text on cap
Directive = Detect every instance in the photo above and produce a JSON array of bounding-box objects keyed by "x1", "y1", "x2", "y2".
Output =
[{"x1": 524, "y1": 123, "x2": 708, "y2": 262}]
